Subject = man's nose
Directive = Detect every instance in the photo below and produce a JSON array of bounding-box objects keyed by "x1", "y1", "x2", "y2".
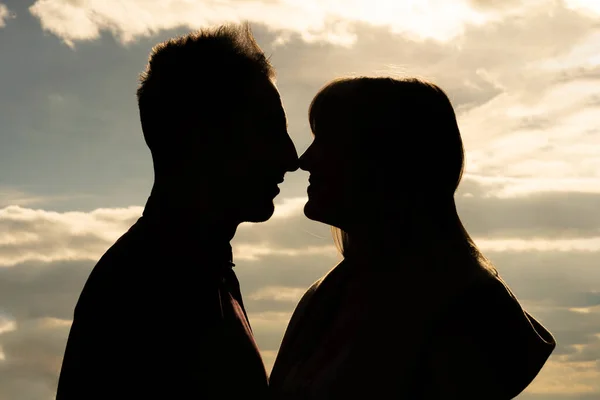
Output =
[
  {"x1": 282, "y1": 135, "x2": 299, "y2": 173},
  {"x1": 286, "y1": 156, "x2": 299, "y2": 173}
]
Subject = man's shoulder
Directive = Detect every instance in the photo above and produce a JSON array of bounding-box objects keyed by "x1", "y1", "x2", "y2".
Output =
[
  {"x1": 92, "y1": 223, "x2": 149, "y2": 274},
  {"x1": 74, "y1": 223, "x2": 151, "y2": 312}
]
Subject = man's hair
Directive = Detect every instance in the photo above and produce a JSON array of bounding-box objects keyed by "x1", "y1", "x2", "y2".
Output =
[{"x1": 137, "y1": 23, "x2": 274, "y2": 159}]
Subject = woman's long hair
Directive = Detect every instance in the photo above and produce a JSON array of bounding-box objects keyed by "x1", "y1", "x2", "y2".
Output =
[{"x1": 309, "y1": 76, "x2": 496, "y2": 274}]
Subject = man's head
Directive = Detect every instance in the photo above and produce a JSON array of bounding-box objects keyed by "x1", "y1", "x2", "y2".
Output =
[{"x1": 137, "y1": 24, "x2": 298, "y2": 224}]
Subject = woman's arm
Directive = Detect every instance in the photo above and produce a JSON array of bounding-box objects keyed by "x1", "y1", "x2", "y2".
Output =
[
  {"x1": 425, "y1": 278, "x2": 556, "y2": 400},
  {"x1": 275, "y1": 280, "x2": 322, "y2": 354}
]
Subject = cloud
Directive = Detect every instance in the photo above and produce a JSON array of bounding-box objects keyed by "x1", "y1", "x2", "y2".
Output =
[
  {"x1": 456, "y1": 184, "x2": 600, "y2": 238},
  {"x1": 524, "y1": 360, "x2": 600, "y2": 396},
  {"x1": 248, "y1": 286, "x2": 306, "y2": 302},
  {"x1": 440, "y1": 7, "x2": 600, "y2": 188},
  {"x1": 5, "y1": 1, "x2": 600, "y2": 397},
  {"x1": 0, "y1": 3, "x2": 13, "y2": 28},
  {"x1": 3, "y1": 180, "x2": 600, "y2": 271},
  {"x1": 14, "y1": 0, "x2": 600, "y2": 210},
  {"x1": 247, "y1": 311, "x2": 293, "y2": 367},
  {"x1": 470, "y1": 249, "x2": 600, "y2": 396},
  {"x1": 0, "y1": 315, "x2": 16, "y2": 335},
  {"x1": 468, "y1": 0, "x2": 523, "y2": 10},
  {"x1": 0, "y1": 260, "x2": 93, "y2": 321},
  {"x1": 565, "y1": 0, "x2": 600, "y2": 15},
  {"x1": 0, "y1": 187, "x2": 91, "y2": 209},
  {"x1": 0, "y1": 317, "x2": 70, "y2": 400},
  {"x1": 261, "y1": 1, "x2": 600, "y2": 201},
  {"x1": 0, "y1": 205, "x2": 143, "y2": 266},
  {"x1": 478, "y1": 237, "x2": 600, "y2": 252},
  {"x1": 0, "y1": 203, "x2": 334, "y2": 267},
  {"x1": 459, "y1": 74, "x2": 600, "y2": 182},
  {"x1": 459, "y1": 174, "x2": 600, "y2": 197},
  {"x1": 28, "y1": 0, "x2": 540, "y2": 48},
  {"x1": 0, "y1": 200, "x2": 599, "y2": 397}
]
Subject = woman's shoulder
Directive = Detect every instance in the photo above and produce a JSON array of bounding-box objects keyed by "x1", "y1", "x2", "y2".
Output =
[
  {"x1": 445, "y1": 276, "x2": 555, "y2": 348},
  {"x1": 426, "y1": 275, "x2": 556, "y2": 399},
  {"x1": 295, "y1": 278, "x2": 324, "y2": 311},
  {"x1": 282, "y1": 276, "x2": 327, "y2": 330}
]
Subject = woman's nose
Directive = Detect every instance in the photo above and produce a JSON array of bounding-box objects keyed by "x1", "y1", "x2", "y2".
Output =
[{"x1": 298, "y1": 152, "x2": 309, "y2": 172}]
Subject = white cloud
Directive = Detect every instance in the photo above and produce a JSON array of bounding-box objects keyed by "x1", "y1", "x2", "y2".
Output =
[
  {"x1": 565, "y1": 0, "x2": 600, "y2": 15},
  {"x1": 0, "y1": 3, "x2": 13, "y2": 28},
  {"x1": 461, "y1": 174, "x2": 600, "y2": 196},
  {"x1": 0, "y1": 315, "x2": 16, "y2": 335},
  {"x1": 248, "y1": 286, "x2": 306, "y2": 302},
  {"x1": 248, "y1": 311, "x2": 293, "y2": 332},
  {"x1": 234, "y1": 243, "x2": 337, "y2": 261},
  {"x1": 270, "y1": 196, "x2": 306, "y2": 219},
  {"x1": 256, "y1": 0, "x2": 600, "y2": 199},
  {"x1": 458, "y1": 72, "x2": 600, "y2": 183},
  {"x1": 28, "y1": 0, "x2": 528, "y2": 47},
  {"x1": 3, "y1": 185, "x2": 600, "y2": 270},
  {"x1": 477, "y1": 237, "x2": 600, "y2": 252},
  {"x1": 536, "y1": 31, "x2": 600, "y2": 71},
  {"x1": 0, "y1": 203, "x2": 336, "y2": 267},
  {"x1": 0, "y1": 205, "x2": 143, "y2": 266}
]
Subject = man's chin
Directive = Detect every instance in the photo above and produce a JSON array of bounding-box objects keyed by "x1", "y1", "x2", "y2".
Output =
[{"x1": 242, "y1": 203, "x2": 275, "y2": 223}]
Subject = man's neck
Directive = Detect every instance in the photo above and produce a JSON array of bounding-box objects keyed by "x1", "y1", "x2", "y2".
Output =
[{"x1": 143, "y1": 184, "x2": 239, "y2": 242}]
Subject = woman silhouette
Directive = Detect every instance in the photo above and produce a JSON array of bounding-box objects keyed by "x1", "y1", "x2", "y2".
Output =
[{"x1": 269, "y1": 77, "x2": 556, "y2": 399}]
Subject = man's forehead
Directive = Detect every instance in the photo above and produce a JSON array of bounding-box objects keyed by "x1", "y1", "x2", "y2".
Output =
[
  {"x1": 249, "y1": 81, "x2": 284, "y2": 112},
  {"x1": 255, "y1": 78, "x2": 281, "y2": 100}
]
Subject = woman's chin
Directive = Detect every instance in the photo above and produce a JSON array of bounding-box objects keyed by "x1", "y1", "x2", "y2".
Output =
[
  {"x1": 304, "y1": 198, "x2": 340, "y2": 226},
  {"x1": 303, "y1": 199, "x2": 319, "y2": 221}
]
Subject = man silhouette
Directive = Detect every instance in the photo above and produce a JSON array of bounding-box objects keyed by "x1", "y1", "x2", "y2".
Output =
[{"x1": 56, "y1": 24, "x2": 298, "y2": 399}]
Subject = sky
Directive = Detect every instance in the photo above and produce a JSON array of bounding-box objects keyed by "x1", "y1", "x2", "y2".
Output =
[{"x1": 0, "y1": 0, "x2": 599, "y2": 398}]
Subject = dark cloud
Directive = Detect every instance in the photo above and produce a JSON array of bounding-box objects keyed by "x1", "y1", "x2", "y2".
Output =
[
  {"x1": 485, "y1": 250, "x2": 600, "y2": 305},
  {"x1": 556, "y1": 65, "x2": 600, "y2": 83},
  {"x1": 457, "y1": 185, "x2": 600, "y2": 238},
  {"x1": 0, "y1": 317, "x2": 69, "y2": 400},
  {"x1": 0, "y1": 260, "x2": 92, "y2": 321}
]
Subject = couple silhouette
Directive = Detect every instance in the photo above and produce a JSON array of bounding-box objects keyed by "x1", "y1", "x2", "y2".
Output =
[{"x1": 55, "y1": 24, "x2": 556, "y2": 399}]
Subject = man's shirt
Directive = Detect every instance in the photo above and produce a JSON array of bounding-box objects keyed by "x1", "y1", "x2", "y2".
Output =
[{"x1": 56, "y1": 202, "x2": 268, "y2": 399}]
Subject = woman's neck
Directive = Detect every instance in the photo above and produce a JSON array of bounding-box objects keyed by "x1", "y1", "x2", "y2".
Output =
[{"x1": 340, "y1": 211, "x2": 466, "y2": 261}]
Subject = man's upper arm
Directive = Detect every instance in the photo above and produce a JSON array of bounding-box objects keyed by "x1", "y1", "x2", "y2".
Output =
[
  {"x1": 57, "y1": 306, "x2": 148, "y2": 399},
  {"x1": 59, "y1": 284, "x2": 220, "y2": 399}
]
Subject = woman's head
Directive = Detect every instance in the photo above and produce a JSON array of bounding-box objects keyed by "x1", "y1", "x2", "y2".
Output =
[{"x1": 300, "y1": 76, "x2": 465, "y2": 237}]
